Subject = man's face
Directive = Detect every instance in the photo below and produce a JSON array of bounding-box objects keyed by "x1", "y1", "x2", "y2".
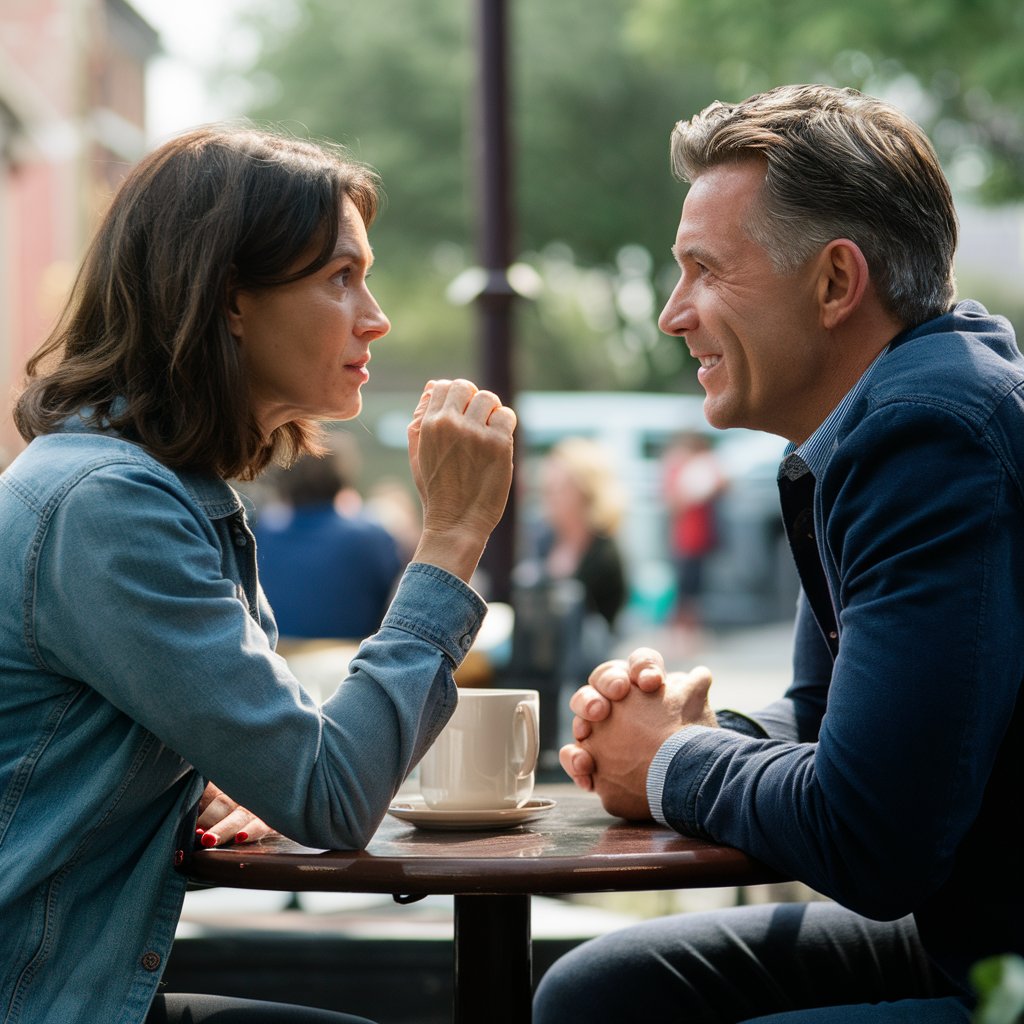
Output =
[{"x1": 658, "y1": 160, "x2": 828, "y2": 443}]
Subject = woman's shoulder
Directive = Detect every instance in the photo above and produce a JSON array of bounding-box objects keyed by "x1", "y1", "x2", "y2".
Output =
[{"x1": 5, "y1": 431, "x2": 197, "y2": 518}]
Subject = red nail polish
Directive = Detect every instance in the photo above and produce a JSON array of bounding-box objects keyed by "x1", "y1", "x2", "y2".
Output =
[
  {"x1": 195, "y1": 827, "x2": 205, "y2": 836},
  {"x1": 234, "y1": 832, "x2": 248, "y2": 844},
  {"x1": 200, "y1": 832, "x2": 218, "y2": 847}
]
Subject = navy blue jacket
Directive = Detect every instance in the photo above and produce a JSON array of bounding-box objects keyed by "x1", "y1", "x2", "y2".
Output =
[
  {"x1": 659, "y1": 301, "x2": 1024, "y2": 991},
  {"x1": 255, "y1": 503, "x2": 402, "y2": 640}
]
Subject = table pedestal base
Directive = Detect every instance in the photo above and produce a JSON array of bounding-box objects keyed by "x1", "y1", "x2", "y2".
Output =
[{"x1": 454, "y1": 894, "x2": 532, "y2": 1023}]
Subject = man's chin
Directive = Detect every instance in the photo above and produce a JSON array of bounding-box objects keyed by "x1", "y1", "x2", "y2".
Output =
[{"x1": 701, "y1": 395, "x2": 738, "y2": 431}]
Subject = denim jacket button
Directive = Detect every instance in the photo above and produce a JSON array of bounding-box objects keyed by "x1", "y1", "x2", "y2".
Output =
[
  {"x1": 140, "y1": 951, "x2": 162, "y2": 971},
  {"x1": 459, "y1": 634, "x2": 473, "y2": 651}
]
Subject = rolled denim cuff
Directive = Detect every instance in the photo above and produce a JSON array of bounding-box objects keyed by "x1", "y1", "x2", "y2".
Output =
[{"x1": 382, "y1": 562, "x2": 488, "y2": 666}]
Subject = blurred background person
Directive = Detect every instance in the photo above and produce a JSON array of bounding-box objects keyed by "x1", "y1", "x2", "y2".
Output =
[
  {"x1": 522, "y1": 437, "x2": 628, "y2": 655},
  {"x1": 539, "y1": 437, "x2": 627, "y2": 634},
  {"x1": 510, "y1": 437, "x2": 627, "y2": 766},
  {"x1": 662, "y1": 430, "x2": 727, "y2": 640},
  {"x1": 255, "y1": 443, "x2": 404, "y2": 642}
]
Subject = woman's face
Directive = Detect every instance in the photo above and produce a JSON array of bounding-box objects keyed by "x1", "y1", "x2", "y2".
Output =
[
  {"x1": 229, "y1": 195, "x2": 390, "y2": 436},
  {"x1": 541, "y1": 457, "x2": 588, "y2": 535}
]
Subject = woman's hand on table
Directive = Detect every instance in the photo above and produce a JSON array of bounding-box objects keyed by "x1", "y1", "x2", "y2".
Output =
[
  {"x1": 195, "y1": 781, "x2": 274, "y2": 847},
  {"x1": 559, "y1": 648, "x2": 718, "y2": 817},
  {"x1": 407, "y1": 378, "x2": 516, "y2": 584}
]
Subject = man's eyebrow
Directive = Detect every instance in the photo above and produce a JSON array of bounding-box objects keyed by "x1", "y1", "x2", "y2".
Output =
[{"x1": 671, "y1": 242, "x2": 716, "y2": 267}]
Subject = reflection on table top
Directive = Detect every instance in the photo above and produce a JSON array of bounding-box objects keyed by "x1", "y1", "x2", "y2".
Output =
[{"x1": 186, "y1": 790, "x2": 781, "y2": 897}]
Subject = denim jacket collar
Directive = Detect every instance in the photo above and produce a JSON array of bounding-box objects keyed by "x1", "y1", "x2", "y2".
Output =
[{"x1": 57, "y1": 411, "x2": 243, "y2": 521}]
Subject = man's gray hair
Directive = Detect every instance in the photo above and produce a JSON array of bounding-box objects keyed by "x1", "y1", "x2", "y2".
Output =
[{"x1": 671, "y1": 84, "x2": 958, "y2": 327}]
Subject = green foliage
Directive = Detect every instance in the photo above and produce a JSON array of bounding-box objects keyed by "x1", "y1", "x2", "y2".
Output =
[
  {"x1": 972, "y1": 954, "x2": 1024, "y2": 1024},
  {"x1": 219, "y1": 0, "x2": 1024, "y2": 395},
  {"x1": 626, "y1": 0, "x2": 1024, "y2": 201},
  {"x1": 219, "y1": 0, "x2": 709, "y2": 393}
]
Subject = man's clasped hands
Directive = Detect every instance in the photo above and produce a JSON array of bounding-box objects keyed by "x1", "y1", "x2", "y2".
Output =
[{"x1": 559, "y1": 648, "x2": 718, "y2": 821}]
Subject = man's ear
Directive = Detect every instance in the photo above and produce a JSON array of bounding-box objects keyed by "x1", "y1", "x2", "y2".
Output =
[{"x1": 816, "y1": 239, "x2": 869, "y2": 330}]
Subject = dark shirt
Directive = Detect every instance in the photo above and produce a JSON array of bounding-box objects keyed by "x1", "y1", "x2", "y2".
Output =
[
  {"x1": 574, "y1": 533, "x2": 627, "y2": 628},
  {"x1": 255, "y1": 503, "x2": 402, "y2": 639}
]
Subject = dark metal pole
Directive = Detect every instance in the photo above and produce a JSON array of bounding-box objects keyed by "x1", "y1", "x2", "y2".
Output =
[
  {"x1": 454, "y1": 894, "x2": 532, "y2": 1023},
  {"x1": 474, "y1": 0, "x2": 516, "y2": 602}
]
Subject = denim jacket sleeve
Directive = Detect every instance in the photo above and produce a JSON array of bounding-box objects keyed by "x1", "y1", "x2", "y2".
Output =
[
  {"x1": 657, "y1": 398, "x2": 1024, "y2": 921},
  {"x1": 30, "y1": 460, "x2": 482, "y2": 850}
]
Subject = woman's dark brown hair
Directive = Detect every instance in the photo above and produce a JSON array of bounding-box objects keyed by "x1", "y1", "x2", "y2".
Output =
[{"x1": 14, "y1": 126, "x2": 380, "y2": 480}]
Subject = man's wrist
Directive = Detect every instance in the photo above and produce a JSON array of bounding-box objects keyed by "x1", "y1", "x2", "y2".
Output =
[{"x1": 645, "y1": 725, "x2": 714, "y2": 825}]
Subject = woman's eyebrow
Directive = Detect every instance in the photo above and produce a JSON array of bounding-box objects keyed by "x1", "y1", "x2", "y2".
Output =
[{"x1": 330, "y1": 242, "x2": 374, "y2": 268}]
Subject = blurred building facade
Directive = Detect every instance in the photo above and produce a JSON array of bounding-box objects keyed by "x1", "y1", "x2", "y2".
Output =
[{"x1": 0, "y1": 0, "x2": 157, "y2": 455}]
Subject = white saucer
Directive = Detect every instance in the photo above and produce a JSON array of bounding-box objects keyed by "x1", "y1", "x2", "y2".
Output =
[{"x1": 387, "y1": 796, "x2": 557, "y2": 831}]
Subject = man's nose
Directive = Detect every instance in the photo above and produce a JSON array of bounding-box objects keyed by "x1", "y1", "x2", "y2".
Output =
[{"x1": 658, "y1": 281, "x2": 697, "y2": 336}]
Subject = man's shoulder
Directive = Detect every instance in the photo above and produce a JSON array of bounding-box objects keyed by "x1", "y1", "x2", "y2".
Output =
[{"x1": 859, "y1": 301, "x2": 1024, "y2": 428}]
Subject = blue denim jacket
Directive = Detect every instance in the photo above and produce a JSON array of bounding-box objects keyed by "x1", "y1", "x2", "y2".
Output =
[
  {"x1": 0, "y1": 421, "x2": 484, "y2": 1023},
  {"x1": 652, "y1": 301, "x2": 1024, "y2": 991}
]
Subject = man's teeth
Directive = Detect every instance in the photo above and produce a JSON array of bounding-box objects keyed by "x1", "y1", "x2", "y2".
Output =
[{"x1": 699, "y1": 355, "x2": 721, "y2": 369}]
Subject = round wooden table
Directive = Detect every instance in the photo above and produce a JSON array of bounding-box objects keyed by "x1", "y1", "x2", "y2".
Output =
[{"x1": 184, "y1": 791, "x2": 781, "y2": 1023}]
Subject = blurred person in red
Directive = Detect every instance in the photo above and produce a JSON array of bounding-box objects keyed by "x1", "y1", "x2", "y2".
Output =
[{"x1": 662, "y1": 430, "x2": 727, "y2": 638}]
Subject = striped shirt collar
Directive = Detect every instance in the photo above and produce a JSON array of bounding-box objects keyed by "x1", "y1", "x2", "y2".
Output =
[{"x1": 781, "y1": 346, "x2": 889, "y2": 480}]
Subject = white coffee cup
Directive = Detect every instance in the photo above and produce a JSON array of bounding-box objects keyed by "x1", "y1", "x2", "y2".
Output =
[{"x1": 420, "y1": 688, "x2": 540, "y2": 810}]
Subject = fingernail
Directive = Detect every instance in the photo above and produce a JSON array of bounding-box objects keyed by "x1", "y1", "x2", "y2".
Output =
[
  {"x1": 195, "y1": 827, "x2": 205, "y2": 836},
  {"x1": 585, "y1": 699, "x2": 602, "y2": 717},
  {"x1": 200, "y1": 832, "x2": 218, "y2": 848},
  {"x1": 233, "y1": 832, "x2": 248, "y2": 844}
]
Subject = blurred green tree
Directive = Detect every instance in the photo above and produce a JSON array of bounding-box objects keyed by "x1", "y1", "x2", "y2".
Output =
[
  {"x1": 626, "y1": 0, "x2": 1024, "y2": 202},
  {"x1": 221, "y1": 0, "x2": 714, "y2": 392},
  {"x1": 221, "y1": 0, "x2": 1023, "y2": 395}
]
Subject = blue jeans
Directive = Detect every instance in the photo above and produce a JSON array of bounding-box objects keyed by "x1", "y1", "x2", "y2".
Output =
[{"x1": 533, "y1": 902, "x2": 971, "y2": 1023}]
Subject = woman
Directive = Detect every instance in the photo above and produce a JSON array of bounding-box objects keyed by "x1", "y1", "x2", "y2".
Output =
[
  {"x1": 536, "y1": 437, "x2": 627, "y2": 632},
  {"x1": 0, "y1": 127, "x2": 515, "y2": 1023}
]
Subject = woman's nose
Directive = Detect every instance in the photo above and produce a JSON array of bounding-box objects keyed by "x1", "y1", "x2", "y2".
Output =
[{"x1": 359, "y1": 292, "x2": 391, "y2": 340}]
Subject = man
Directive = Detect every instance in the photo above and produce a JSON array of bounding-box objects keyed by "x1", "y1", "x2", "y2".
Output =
[
  {"x1": 536, "y1": 84, "x2": 1023, "y2": 1023},
  {"x1": 255, "y1": 446, "x2": 403, "y2": 640}
]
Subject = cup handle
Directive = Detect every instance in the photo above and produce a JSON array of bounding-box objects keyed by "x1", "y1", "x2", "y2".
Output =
[{"x1": 513, "y1": 701, "x2": 540, "y2": 779}]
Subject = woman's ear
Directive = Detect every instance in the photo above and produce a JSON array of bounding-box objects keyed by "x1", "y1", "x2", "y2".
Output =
[
  {"x1": 225, "y1": 270, "x2": 244, "y2": 340},
  {"x1": 816, "y1": 239, "x2": 869, "y2": 330}
]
